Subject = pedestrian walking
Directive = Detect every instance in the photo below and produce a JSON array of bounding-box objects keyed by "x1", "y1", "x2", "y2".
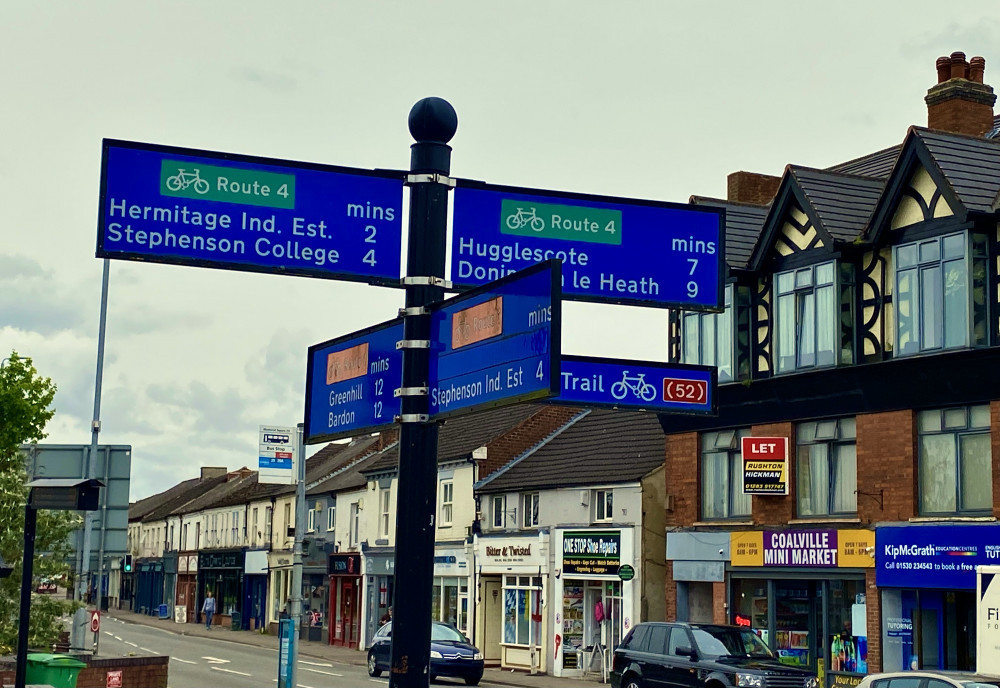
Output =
[{"x1": 202, "y1": 590, "x2": 217, "y2": 629}]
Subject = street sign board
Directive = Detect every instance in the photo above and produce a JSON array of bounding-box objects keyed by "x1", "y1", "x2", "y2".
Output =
[
  {"x1": 555, "y1": 356, "x2": 716, "y2": 415},
  {"x1": 90, "y1": 610, "x2": 101, "y2": 633},
  {"x1": 428, "y1": 260, "x2": 561, "y2": 420},
  {"x1": 304, "y1": 318, "x2": 404, "y2": 444},
  {"x1": 258, "y1": 425, "x2": 298, "y2": 485},
  {"x1": 98, "y1": 139, "x2": 404, "y2": 285},
  {"x1": 451, "y1": 180, "x2": 725, "y2": 310}
]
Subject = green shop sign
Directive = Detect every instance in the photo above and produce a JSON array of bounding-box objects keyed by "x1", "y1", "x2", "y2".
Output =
[{"x1": 160, "y1": 159, "x2": 295, "y2": 209}]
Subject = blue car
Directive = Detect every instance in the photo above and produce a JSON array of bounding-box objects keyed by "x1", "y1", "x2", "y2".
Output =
[{"x1": 367, "y1": 621, "x2": 484, "y2": 685}]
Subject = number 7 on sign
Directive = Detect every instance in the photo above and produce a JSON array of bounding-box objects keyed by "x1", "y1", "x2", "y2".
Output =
[{"x1": 687, "y1": 259, "x2": 698, "y2": 275}]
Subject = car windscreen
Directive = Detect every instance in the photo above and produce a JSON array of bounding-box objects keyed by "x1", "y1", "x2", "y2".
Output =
[
  {"x1": 431, "y1": 624, "x2": 466, "y2": 642},
  {"x1": 691, "y1": 627, "x2": 775, "y2": 658}
]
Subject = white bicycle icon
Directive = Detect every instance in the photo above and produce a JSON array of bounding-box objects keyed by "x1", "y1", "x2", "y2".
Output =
[
  {"x1": 505, "y1": 207, "x2": 545, "y2": 232},
  {"x1": 166, "y1": 168, "x2": 210, "y2": 194},
  {"x1": 611, "y1": 371, "x2": 657, "y2": 402}
]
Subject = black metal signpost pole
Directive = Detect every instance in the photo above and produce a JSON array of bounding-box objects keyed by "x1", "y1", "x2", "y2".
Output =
[
  {"x1": 390, "y1": 98, "x2": 457, "y2": 688},
  {"x1": 15, "y1": 503, "x2": 38, "y2": 688}
]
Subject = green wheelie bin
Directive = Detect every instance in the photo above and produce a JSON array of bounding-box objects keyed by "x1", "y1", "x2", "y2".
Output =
[{"x1": 24, "y1": 653, "x2": 87, "y2": 688}]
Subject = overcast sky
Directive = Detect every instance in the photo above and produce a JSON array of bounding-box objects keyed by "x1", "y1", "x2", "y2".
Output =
[{"x1": 2, "y1": 2, "x2": 998, "y2": 501}]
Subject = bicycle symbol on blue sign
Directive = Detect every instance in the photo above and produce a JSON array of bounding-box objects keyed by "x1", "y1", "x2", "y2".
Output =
[
  {"x1": 505, "y1": 207, "x2": 545, "y2": 232},
  {"x1": 610, "y1": 371, "x2": 657, "y2": 402}
]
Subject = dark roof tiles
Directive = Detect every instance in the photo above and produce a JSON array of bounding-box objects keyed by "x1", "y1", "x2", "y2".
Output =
[
  {"x1": 689, "y1": 197, "x2": 768, "y2": 270},
  {"x1": 478, "y1": 408, "x2": 665, "y2": 493}
]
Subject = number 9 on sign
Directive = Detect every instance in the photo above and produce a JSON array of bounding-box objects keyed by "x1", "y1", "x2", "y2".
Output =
[{"x1": 687, "y1": 280, "x2": 698, "y2": 298}]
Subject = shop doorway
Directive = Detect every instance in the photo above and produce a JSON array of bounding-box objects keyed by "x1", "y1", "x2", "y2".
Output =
[
  {"x1": 483, "y1": 578, "x2": 502, "y2": 664},
  {"x1": 338, "y1": 578, "x2": 358, "y2": 648}
]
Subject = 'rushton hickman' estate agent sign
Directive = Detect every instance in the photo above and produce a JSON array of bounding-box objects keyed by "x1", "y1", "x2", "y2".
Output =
[{"x1": 741, "y1": 436, "x2": 789, "y2": 495}]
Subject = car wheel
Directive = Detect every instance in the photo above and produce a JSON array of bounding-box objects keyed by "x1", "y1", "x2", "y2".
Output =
[
  {"x1": 367, "y1": 652, "x2": 382, "y2": 677},
  {"x1": 623, "y1": 675, "x2": 642, "y2": 688},
  {"x1": 465, "y1": 676, "x2": 482, "y2": 686}
]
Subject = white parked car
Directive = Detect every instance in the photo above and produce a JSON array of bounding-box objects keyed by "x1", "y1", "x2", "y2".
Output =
[{"x1": 856, "y1": 671, "x2": 1000, "y2": 688}]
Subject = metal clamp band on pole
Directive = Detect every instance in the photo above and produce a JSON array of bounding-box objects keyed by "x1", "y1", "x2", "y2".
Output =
[
  {"x1": 402, "y1": 276, "x2": 452, "y2": 289},
  {"x1": 396, "y1": 339, "x2": 430, "y2": 349},
  {"x1": 394, "y1": 386, "x2": 429, "y2": 397},
  {"x1": 398, "y1": 306, "x2": 430, "y2": 316},
  {"x1": 405, "y1": 173, "x2": 456, "y2": 187},
  {"x1": 396, "y1": 413, "x2": 430, "y2": 423}
]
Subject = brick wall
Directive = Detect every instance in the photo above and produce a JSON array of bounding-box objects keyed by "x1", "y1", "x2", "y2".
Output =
[
  {"x1": 478, "y1": 406, "x2": 581, "y2": 480},
  {"x1": 663, "y1": 560, "x2": 677, "y2": 621},
  {"x1": 865, "y1": 568, "x2": 882, "y2": 672},
  {"x1": 857, "y1": 410, "x2": 916, "y2": 523},
  {"x1": 664, "y1": 432, "x2": 699, "y2": 527},
  {"x1": 750, "y1": 422, "x2": 794, "y2": 525},
  {"x1": 76, "y1": 656, "x2": 169, "y2": 688},
  {"x1": 992, "y1": 401, "x2": 1000, "y2": 520},
  {"x1": 0, "y1": 655, "x2": 168, "y2": 688},
  {"x1": 727, "y1": 171, "x2": 781, "y2": 205},
  {"x1": 712, "y1": 581, "x2": 727, "y2": 624}
]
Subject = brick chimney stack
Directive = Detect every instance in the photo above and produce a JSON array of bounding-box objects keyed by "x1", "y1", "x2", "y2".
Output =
[
  {"x1": 925, "y1": 52, "x2": 996, "y2": 136},
  {"x1": 726, "y1": 171, "x2": 781, "y2": 205}
]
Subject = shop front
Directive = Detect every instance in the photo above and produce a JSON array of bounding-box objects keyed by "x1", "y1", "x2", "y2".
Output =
[
  {"x1": 432, "y1": 545, "x2": 472, "y2": 634},
  {"x1": 364, "y1": 549, "x2": 395, "y2": 649},
  {"x1": 243, "y1": 550, "x2": 267, "y2": 631},
  {"x1": 876, "y1": 524, "x2": 997, "y2": 672},
  {"x1": 553, "y1": 528, "x2": 636, "y2": 678},
  {"x1": 175, "y1": 553, "x2": 197, "y2": 624},
  {"x1": 329, "y1": 553, "x2": 362, "y2": 648},
  {"x1": 474, "y1": 531, "x2": 549, "y2": 672},
  {"x1": 267, "y1": 550, "x2": 293, "y2": 629},
  {"x1": 729, "y1": 528, "x2": 874, "y2": 686},
  {"x1": 198, "y1": 548, "x2": 245, "y2": 628},
  {"x1": 300, "y1": 540, "x2": 330, "y2": 641},
  {"x1": 134, "y1": 559, "x2": 164, "y2": 616},
  {"x1": 162, "y1": 551, "x2": 178, "y2": 617}
]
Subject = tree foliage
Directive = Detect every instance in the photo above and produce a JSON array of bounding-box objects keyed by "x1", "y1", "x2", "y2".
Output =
[{"x1": 0, "y1": 351, "x2": 81, "y2": 654}]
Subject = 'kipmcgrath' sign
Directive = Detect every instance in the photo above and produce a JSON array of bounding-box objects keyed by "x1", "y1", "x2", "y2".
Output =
[{"x1": 741, "y1": 436, "x2": 788, "y2": 495}]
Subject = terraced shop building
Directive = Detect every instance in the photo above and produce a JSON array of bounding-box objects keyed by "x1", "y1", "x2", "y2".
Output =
[{"x1": 661, "y1": 52, "x2": 1000, "y2": 678}]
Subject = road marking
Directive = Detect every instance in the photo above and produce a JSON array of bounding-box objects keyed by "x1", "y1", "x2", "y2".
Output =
[
  {"x1": 211, "y1": 667, "x2": 252, "y2": 677},
  {"x1": 172, "y1": 657, "x2": 196, "y2": 664},
  {"x1": 104, "y1": 631, "x2": 114, "y2": 637},
  {"x1": 300, "y1": 660, "x2": 334, "y2": 667},
  {"x1": 296, "y1": 684, "x2": 317, "y2": 688},
  {"x1": 139, "y1": 646, "x2": 157, "y2": 653},
  {"x1": 114, "y1": 636, "x2": 123, "y2": 641},
  {"x1": 202, "y1": 656, "x2": 231, "y2": 664},
  {"x1": 124, "y1": 641, "x2": 138, "y2": 647},
  {"x1": 302, "y1": 667, "x2": 343, "y2": 676}
]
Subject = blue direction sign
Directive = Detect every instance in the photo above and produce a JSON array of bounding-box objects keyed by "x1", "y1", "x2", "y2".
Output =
[
  {"x1": 98, "y1": 139, "x2": 404, "y2": 285},
  {"x1": 304, "y1": 318, "x2": 403, "y2": 444},
  {"x1": 451, "y1": 180, "x2": 725, "y2": 310},
  {"x1": 428, "y1": 260, "x2": 561, "y2": 420},
  {"x1": 556, "y1": 355, "x2": 716, "y2": 415}
]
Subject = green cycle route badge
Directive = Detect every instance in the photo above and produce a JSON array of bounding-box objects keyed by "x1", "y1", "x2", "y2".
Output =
[
  {"x1": 159, "y1": 159, "x2": 296, "y2": 210},
  {"x1": 500, "y1": 198, "x2": 622, "y2": 245}
]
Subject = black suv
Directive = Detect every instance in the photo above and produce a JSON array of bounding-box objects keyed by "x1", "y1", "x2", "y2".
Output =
[{"x1": 611, "y1": 622, "x2": 819, "y2": 688}]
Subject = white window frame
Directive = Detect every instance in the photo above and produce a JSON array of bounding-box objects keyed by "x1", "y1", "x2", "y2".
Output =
[
  {"x1": 491, "y1": 495, "x2": 505, "y2": 529},
  {"x1": 307, "y1": 506, "x2": 316, "y2": 532},
  {"x1": 774, "y1": 261, "x2": 837, "y2": 374},
  {"x1": 327, "y1": 504, "x2": 336, "y2": 532},
  {"x1": 380, "y1": 488, "x2": 391, "y2": 538},
  {"x1": 350, "y1": 502, "x2": 360, "y2": 547},
  {"x1": 522, "y1": 492, "x2": 539, "y2": 528},
  {"x1": 594, "y1": 489, "x2": 613, "y2": 522},
  {"x1": 440, "y1": 481, "x2": 454, "y2": 526},
  {"x1": 682, "y1": 283, "x2": 735, "y2": 382}
]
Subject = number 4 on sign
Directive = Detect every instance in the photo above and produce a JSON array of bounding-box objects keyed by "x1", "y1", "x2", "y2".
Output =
[{"x1": 536, "y1": 361, "x2": 544, "y2": 381}]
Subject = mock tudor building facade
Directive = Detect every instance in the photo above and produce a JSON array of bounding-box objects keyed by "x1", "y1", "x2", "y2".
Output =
[{"x1": 662, "y1": 51, "x2": 1000, "y2": 679}]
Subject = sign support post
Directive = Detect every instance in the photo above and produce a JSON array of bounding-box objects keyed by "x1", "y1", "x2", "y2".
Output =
[
  {"x1": 389, "y1": 98, "x2": 457, "y2": 688},
  {"x1": 289, "y1": 423, "x2": 305, "y2": 687}
]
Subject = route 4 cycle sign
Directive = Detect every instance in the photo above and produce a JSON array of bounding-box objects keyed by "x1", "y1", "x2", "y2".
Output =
[
  {"x1": 451, "y1": 179, "x2": 725, "y2": 311},
  {"x1": 97, "y1": 139, "x2": 405, "y2": 285}
]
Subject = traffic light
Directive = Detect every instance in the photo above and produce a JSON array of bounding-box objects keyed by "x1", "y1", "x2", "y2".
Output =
[{"x1": 123, "y1": 554, "x2": 133, "y2": 573}]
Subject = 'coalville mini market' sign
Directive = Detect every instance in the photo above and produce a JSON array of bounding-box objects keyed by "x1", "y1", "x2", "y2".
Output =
[{"x1": 730, "y1": 529, "x2": 874, "y2": 568}]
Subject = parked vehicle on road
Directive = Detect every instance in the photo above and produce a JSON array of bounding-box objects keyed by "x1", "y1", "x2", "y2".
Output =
[
  {"x1": 367, "y1": 620, "x2": 484, "y2": 685},
  {"x1": 611, "y1": 622, "x2": 819, "y2": 688},
  {"x1": 856, "y1": 671, "x2": 1000, "y2": 688}
]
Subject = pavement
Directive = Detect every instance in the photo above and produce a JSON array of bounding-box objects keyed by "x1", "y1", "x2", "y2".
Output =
[{"x1": 107, "y1": 609, "x2": 606, "y2": 688}]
